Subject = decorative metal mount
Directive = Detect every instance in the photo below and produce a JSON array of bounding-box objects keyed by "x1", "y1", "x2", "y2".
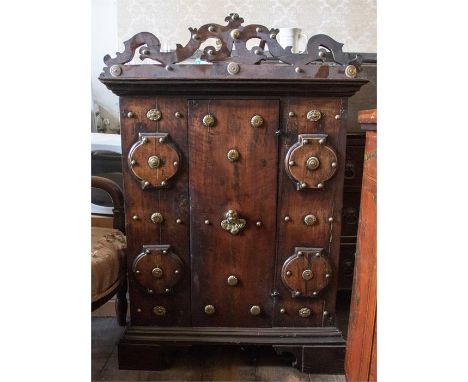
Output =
[{"x1": 102, "y1": 13, "x2": 362, "y2": 73}]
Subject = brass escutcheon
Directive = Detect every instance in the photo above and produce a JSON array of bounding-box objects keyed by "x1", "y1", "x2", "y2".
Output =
[
  {"x1": 302, "y1": 269, "x2": 313, "y2": 280},
  {"x1": 227, "y1": 275, "x2": 238, "y2": 286},
  {"x1": 306, "y1": 156, "x2": 320, "y2": 171},
  {"x1": 202, "y1": 114, "x2": 216, "y2": 127},
  {"x1": 250, "y1": 305, "x2": 261, "y2": 316},
  {"x1": 147, "y1": 109, "x2": 162, "y2": 121},
  {"x1": 306, "y1": 110, "x2": 322, "y2": 122},
  {"x1": 153, "y1": 306, "x2": 166, "y2": 316},
  {"x1": 303, "y1": 214, "x2": 317, "y2": 226},
  {"x1": 221, "y1": 209, "x2": 247, "y2": 235},
  {"x1": 148, "y1": 155, "x2": 162, "y2": 169},
  {"x1": 250, "y1": 115, "x2": 264, "y2": 128},
  {"x1": 204, "y1": 304, "x2": 215, "y2": 315},
  {"x1": 152, "y1": 267, "x2": 163, "y2": 279},
  {"x1": 150, "y1": 212, "x2": 164, "y2": 224},
  {"x1": 227, "y1": 149, "x2": 240, "y2": 162},
  {"x1": 299, "y1": 307, "x2": 311, "y2": 318}
]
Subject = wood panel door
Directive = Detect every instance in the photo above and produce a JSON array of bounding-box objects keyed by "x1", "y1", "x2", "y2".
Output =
[{"x1": 188, "y1": 99, "x2": 279, "y2": 327}]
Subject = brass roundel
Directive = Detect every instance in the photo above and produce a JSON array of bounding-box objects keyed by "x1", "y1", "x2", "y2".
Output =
[
  {"x1": 148, "y1": 155, "x2": 162, "y2": 169},
  {"x1": 204, "y1": 304, "x2": 215, "y2": 315},
  {"x1": 306, "y1": 156, "x2": 320, "y2": 171},
  {"x1": 152, "y1": 267, "x2": 163, "y2": 279},
  {"x1": 304, "y1": 214, "x2": 317, "y2": 226},
  {"x1": 153, "y1": 306, "x2": 166, "y2": 316},
  {"x1": 202, "y1": 114, "x2": 216, "y2": 127},
  {"x1": 250, "y1": 115, "x2": 264, "y2": 128},
  {"x1": 227, "y1": 149, "x2": 240, "y2": 162},
  {"x1": 306, "y1": 110, "x2": 322, "y2": 122},
  {"x1": 302, "y1": 269, "x2": 313, "y2": 280},
  {"x1": 150, "y1": 212, "x2": 164, "y2": 224},
  {"x1": 345, "y1": 64, "x2": 358, "y2": 78},
  {"x1": 250, "y1": 305, "x2": 261, "y2": 316},
  {"x1": 147, "y1": 109, "x2": 162, "y2": 121},
  {"x1": 227, "y1": 62, "x2": 240, "y2": 75},
  {"x1": 227, "y1": 275, "x2": 238, "y2": 286},
  {"x1": 299, "y1": 307, "x2": 311, "y2": 318}
]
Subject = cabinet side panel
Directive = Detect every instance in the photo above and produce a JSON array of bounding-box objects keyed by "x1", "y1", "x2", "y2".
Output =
[{"x1": 120, "y1": 96, "x2": 190, "y2": 326}]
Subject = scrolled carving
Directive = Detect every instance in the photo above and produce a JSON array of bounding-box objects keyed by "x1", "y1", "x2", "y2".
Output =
[{"x1": 102, "y1": 14, "x2": 362, "y2": 71}]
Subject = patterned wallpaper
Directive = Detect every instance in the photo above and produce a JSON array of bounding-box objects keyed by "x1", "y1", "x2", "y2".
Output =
[{"x1": 117, "y1": 0, "x2": 376, "y2": 53}]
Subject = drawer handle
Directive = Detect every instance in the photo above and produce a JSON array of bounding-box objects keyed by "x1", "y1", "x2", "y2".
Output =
[{"x1": 221, "y1": 209, "x2": 246, "y2": 235}]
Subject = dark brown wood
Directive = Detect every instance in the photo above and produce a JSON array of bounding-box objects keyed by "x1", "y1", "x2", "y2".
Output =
[
  {"x1": 98, "y1": 14, "x2": 367, "y2": 374},
  {"x1": 345, "y1": 109, "x2": 377, "y2": 382}
]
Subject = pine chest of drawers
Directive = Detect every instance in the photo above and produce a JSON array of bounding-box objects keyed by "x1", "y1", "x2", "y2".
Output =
[{"x1": 99, "y1": 14, "x2": 367, "y2": 374}]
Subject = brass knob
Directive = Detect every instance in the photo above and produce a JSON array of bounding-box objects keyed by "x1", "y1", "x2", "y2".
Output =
[
  {"x1": 202, "y1": 114, "x2": 216, "y2": 127},
  {"x1": 302, "y1": 269, "x2": 313, "y2": 281},
  {"x1": 153, "y1": 306, "x2": 166, "y2": 316},
  {"x1": 306, "y1": 110, "x2": 321, "y2": 122},
  {"x1": 306, "y1": 156, "x2": 320, "y2": 171},
  {"x1": 152, "y1": 267, "x2": 163, "y2": 279},
  {"x1": 221, "y1": 209, "x2": 246, "y2": 235},
  {"x1": 303, "y1": 214, "x2": 317, "y2": 226},
  {"x1": 147, "y1": 109, "x2": 162, "y2": 121},
  {"x1": 227, "y1": 149, "x2": 240, "y2": 162},
  {"x1": 150, "y1": 212, "x2": 164, "y2": 224},
  {"x1": 227, "y1": 275, "x2": 238, "y2": 286},
  {"x1": 250, "y1": 115, "x2": 264, "y2": 128},
  {"x1": 299, "y1": 307, "x2": 311, "y2": 318},
  {"x1": 204, "y1": 305, "x2": 215, "y2": 315},
  {"x1": 148, "y1": 155, "x2": 162, "y2": 169},
  {"x1": 280, "y1": 308, "x2": 286, "y2": 314},
  {"x1": 250, "y1": 305, "x2": 261, "y2": 316}
]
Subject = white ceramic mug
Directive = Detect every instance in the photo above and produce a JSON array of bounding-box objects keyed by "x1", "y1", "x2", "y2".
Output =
[{"x1": 277, "y1": 28, "x2": 308, "y2": 53}]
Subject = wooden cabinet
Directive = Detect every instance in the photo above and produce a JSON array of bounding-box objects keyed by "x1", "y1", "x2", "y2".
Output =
[{"x1": 99, "y1": 14, "x2": 367, "y2": 374}]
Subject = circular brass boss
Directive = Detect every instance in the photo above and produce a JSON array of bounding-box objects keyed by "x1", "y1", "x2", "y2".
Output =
[
  {"x1": 150, "y1": 212, "x2": 164, "y2": 224},
  {"x1": 204, "y1": 305, "x2": 215, "y2": 315},
  {"x1": 227, "y1": 275, "x2": 238, "y2": 286},
  {"x1": 153, "y1": 306, "x2": 166, "y2": 316},
  {"x1": 299, "y1": 307, "x2": 311, "y2": 318},
  {"x1": 152, "y1": 267, "x2": 163, "y2": 279},
  {"x1": 148, "y1": 155, "x2": 161, "y2": 169},
  {"x1": 250, "y1": 305, "x2": 261, "y2": 316},
  {"x1": 227, "y1": 149, "x2": 240, "y2": 162},
  {"x1": 303, "y1": 214, "x2": 317, "y2": 226},
  {"x1": 306, "y1": 156, "x2": 320, "y2": 171},
  {"x1": 306, "y1": 110, "x2": 322, "y2": 122},
  {"x1": 147, "y1": 109, "x2": 162, "y2": 121},
  {"x1": 345, "y1": 64, "x2": 358, "y2": 78},
  {"x1": 202, "y1": 114, "x2": 215, "y2": 127},
  {"x1": 302, "y1": 269, "x2": 313, "y2": 280},
  {"x1": 250, "y1": 115, "x2": 264, "y2": 128}
]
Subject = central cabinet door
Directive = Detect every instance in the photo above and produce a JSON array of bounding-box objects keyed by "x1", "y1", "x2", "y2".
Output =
[{"x1": 188, "y1": 99, "x2": 279, "y2": 327}]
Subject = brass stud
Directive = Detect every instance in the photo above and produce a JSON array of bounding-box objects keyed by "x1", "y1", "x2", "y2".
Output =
[
  {"x1": 335, "y1": 114, "x2": 341, "y2": 120},
  {"x1": 312, "y1": 291, "x2": 318, "y2": 296},
  {"x1": 152, "y1": 267, "x2": 163, "y2": 279},
  {"x1": 227, "y1": 149, "x2": 240, "y2": 162},
  {"x1": 328, "y1": 217, "x2": 334, "y2": 222},
  {"x1": 147, "y1": 289, "x2": 153, "y2": 294},
  {"x1": 208, "y1": 25, "x2": 216, "y2": 32},
  {"x1": 288, "y1": 160, "x2": 295, "y2": 166},
  {"x1": 159, "y1": 137, "x2": 166, "y2": 143},
  {"x1": 298, "y1": 251, "x2": 303, "y2": 256},
  {"x1": 132, "y1": 215, "x2": 139, "y2": 220},
  {"x1": 165, "y1": 288, "x2": 170, "y2": 293},
  {"x1": 315, "y1": 252, "x2": 321, "y2": 257},
  {"x1": 173, "y1": 161, "x2": 179, "y2": 167},
  {"x1": 175, "y1": 111, "x2": 183, "y2": 118},
  {"x1": 295, "y1": 67, "x2": 303, "y2": 73},
  {"x1": 202, "y1": 114, "x2": 216, "y2": 127},
  {"x1": 143, "y1": 181, "x2": 150, "y2": 188},
  {"x1": 345, "y1": 64, "x2": 358, "y2": 78},
  {"x1": 256, "y1": 221, "x2": 262, "y2": 227},
  {"x1": 307, "y1": 110, "x2": 322, "y2": 122},
  {"x1": 280, "y1": 308, "x2": 286, "y2": 314},
  {"x1": 135, "y1": 270, "x2": 141, "y2": 274},
  {"x1": 109, "y1": 65, "x2": 122, "y2": 77},
  {"x1": 150, "y1": 212, "x2": 164, "y2": 224},
  {"x1": 176, "y1": 218, "x2": 182, "y2": 224},
  {"x1": 256, "y1": 27, "x2": 262, "y2": 33},
  {"x1": 145, "y1": 249, "x2": 151, "y2": 254},
  {"x1": 227, "y1": 62, "x2": 240, "y2": 75},
  {"x1": 304, "y1": 214, "x2": 317, "y2": 226},
  {"x1": 286, "y1": 271, "x2": 292, "y2": 276},
  {"x1": 284, "y1": 216, "x2": 291, "y2": 222},
  {"x1": 300, "y1": 182, "x2": 307, "y2": 189},
  {"x1": 299, "y1": 307, "x2": 311, "y2": 318},
  {"x1": 161, "y1": 180, "x2": 167, "y2": 186},
  {"x1": 142, "y1": 137, "x2": 148, "y2": 143},
  {"x1": 153, "y1": 306, "x2": 166, "y2": 316},
  {"x1": 174, "y1": 269, "x2": 180, "y2": 275},
  {"x1": 204, "y1": 219, "x2": 210, "y2": 225},
  {"x1": 303, "y1": 139, "x2": 309, "y2": 144},
  {"x1": 331, "y1": 162, "x2": 337, "y2": 168},
  {"x1": 317, "y1": 183, "x2": 324, "y2": 189},
  {"x1": 137, "y1": 308, "x2": 142, "y2": 313},
  {"x1": 250, "y1": 305, "x2": 261, "y2": 316},
  {"x1": 302, "y1": 269, "x2": 313, "y2": 280},
  {"x1": 146, "y1": 109, "x2": 162, "y2": 121},
  {"x1": 250, "y1": 115, "x2": 264, "y2": 128},
  {"x1": 127, "y1": 111, "x2": 134, "y2": 118},
  {"x1": 294, "y1": 290, "x2": 301, "y2": 296},
  {"x1": 204, "y1": 304, "x2": 215, "y2": 315},
  {"x1": 227, "y1": 275, "x2": 238, "y2": 286},
  {"x1": 130, "y1": 159, "x2": 136, "y2": 166},
  {"x1": 162, "y1": 249, "x2": 168, "y2": 254},
  {"x1": 230, "y1": 29, "x2": 240, "y2": 39},
  {"x1": 325, "y1": 273, "x2": 332, "y2": 279},
  {"x1": 323, "y1": 310, "x2": 329, "y2": 316},
  {"x1": 288, "y1": 111, "x2": 295, "y2": 117},
  {"x1": 165, "y1": 65, "x2": 173, "y2": 71},
  {"x1": 318, "y1": 137, "x2": 326, "y2": 144}
]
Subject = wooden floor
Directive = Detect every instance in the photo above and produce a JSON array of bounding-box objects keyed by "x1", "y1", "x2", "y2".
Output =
[{"x1": 92, "y1": 313, "x2": 349, "y2": 381}]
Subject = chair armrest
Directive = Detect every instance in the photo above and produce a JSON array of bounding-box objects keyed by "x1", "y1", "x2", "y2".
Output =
[{"x1": 91, "y1": 176, "x2": 125, "y2": 233}]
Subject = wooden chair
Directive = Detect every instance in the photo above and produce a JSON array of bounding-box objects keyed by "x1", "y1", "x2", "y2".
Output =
[{"x1": 91, "y1": 176, "x2": 127, "y2": 326}]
